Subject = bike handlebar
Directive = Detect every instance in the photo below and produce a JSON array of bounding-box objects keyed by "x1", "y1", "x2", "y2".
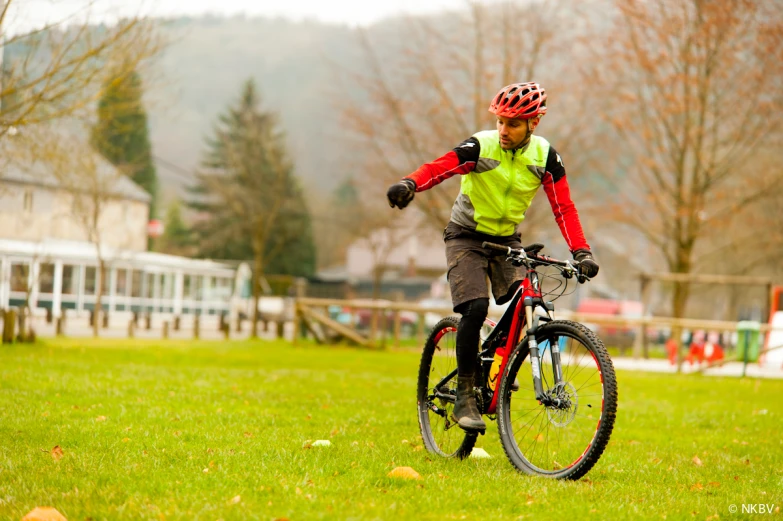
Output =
[
  {"x1": 481, "y1": 242, "x2": 513, "y2": 255},
  {"x1": 481, "y1": 241, "x2": 590, "y2": 282}
]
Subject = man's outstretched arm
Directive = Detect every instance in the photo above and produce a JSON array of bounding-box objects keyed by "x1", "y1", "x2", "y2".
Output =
[
  {"x1": 388, "y1": 137, "x2": 480, "y2": 209},
  {"x1": 406, "y1": 137, "x2": 480, "y2": 191}
]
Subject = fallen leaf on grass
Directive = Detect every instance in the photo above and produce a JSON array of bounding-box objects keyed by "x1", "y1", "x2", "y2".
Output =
[
  {"x1": 21, "y1": 507, "x2": 68, "y2": 521},
  {"x1": 651, "y1": 458, "x2": 662, "y2": 465},
  {"x1": 50, "y1": 446, "x2": 64, "y2": 461},
  {"x1": 629, "y1": 440, "x2": 641, "y2": 445},
  {"x1": 95, "y1": 416, "x2": 106, "y2": 422},
  {"x1": 227, "y1": 495, "x2": 241, "y2": 505},
  {"x1": 692, "y1": 456, "x2": 703, "y2": 466},
  {"x1": 244, "y1": 432, "x2": 253, "y2": 438},
  {"x1": 295, "y1": 487, "x2": 303, "y2": 495},
  {"x1": 122, "y1": 438, "x2": 130, "y2": 443},
  {"x1": 690, "y1": 483, "x2": 703, "y2": 491},
  {"x1": 708, "y1": 482, "x2": 720, "y2": 488},
  {"x1": 388, "y1": 466, "x2": 421, "y2": 480}
]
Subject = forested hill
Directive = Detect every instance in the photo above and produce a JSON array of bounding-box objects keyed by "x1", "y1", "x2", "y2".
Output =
[{"x1": 148, "y1": 15, "x2": 362, "y2": 198}]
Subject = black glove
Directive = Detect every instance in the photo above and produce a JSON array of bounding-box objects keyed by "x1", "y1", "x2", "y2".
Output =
[
  {"x1": 387, "y1": 179, "x2": 416, "y2": 209},
  {"x1": 573, "y1": 249, "x2": 599, "y2": 279}
]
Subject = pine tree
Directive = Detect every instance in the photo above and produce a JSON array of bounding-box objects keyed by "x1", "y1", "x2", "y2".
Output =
[
  {"x1": 188, "y1": 78, "x2": 316, "y2": 336},
  {"x1": 158, "y1": 199, "x2": 193, "y2": 255},
  {"x1": 92, "y1": 70, "x2": 159, "y2": 219}
]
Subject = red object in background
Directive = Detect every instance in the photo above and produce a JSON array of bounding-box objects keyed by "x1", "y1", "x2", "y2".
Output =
[
  {"x1": 703, "y1": 342, "x2": 725, "y2": 363},
  {"x1": 666, "y1": 338, "x2": 678, "y2": 365},
  {"x1": 686, "y1": 342, "x2": 705, "y2": 365},
  {"x1": 147, "y1": 219, "x2": 165, "y2": 238}
]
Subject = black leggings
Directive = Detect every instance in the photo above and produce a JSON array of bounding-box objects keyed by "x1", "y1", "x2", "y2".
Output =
[{"x1": 454, "y1": 298, "x2": 489, "y2": 377}]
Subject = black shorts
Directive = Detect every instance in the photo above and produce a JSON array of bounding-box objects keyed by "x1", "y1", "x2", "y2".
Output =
[{"x1": 443, "y1": 221, "x2": 525, "y2": 310}]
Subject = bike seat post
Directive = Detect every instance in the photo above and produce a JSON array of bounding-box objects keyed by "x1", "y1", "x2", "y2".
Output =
[{"x1": 524, "y1": 297, "x2": 545, "y2": 400}]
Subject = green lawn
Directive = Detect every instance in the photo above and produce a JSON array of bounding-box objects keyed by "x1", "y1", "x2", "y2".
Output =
[{"x1": 0, "y1": 338, "x2": 781, "y2": 520}]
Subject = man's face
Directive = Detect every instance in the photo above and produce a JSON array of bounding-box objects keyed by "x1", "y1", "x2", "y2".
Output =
[{"x1": 496, "y1": 115, "x2": 542, "y2": 150}]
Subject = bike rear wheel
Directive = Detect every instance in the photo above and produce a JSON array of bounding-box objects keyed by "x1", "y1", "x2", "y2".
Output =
[
  {"x1": 497, "y1": 320, "x2": 617, "y2": 479},
  {"x1": 417, "y1": 316, "x2": 477, "y2": 458}
]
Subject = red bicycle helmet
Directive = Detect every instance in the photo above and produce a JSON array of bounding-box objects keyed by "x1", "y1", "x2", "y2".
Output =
[{"x1": 488, "y1": 82, "x2": 547, "y2": 119}]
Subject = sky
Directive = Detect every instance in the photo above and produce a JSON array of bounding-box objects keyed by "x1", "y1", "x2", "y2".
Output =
[{"x1": 3, "y1": 0, "x2": 462, "y2": 34}]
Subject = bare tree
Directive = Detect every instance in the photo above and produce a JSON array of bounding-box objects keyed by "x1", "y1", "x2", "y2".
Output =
[
  {"x1": 589, "y1": 0, "x2": 783, "y2": 364},
  {"x1": 0, "y1": 0, "x2": 162, "y2": 138},
  {"x1": 336, "y1": 0, "x2": 592, "y2": 233}
]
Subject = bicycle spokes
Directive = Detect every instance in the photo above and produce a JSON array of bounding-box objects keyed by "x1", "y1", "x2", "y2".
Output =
[{"x1": 504, "y1": 329, "x2": 609, "y2": 474}]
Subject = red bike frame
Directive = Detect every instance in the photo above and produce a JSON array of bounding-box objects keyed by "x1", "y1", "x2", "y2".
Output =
[{"x1": 486, "y1": 276, "x2": 542, "y2": 414}]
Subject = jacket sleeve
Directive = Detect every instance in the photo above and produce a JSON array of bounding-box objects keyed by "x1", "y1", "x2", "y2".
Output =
[
  {"x1": 405, "y1": 137, "x2": 480, "y2": 192},
  {"x1": 540, "y1": 146, "x2": 590, "y2": 253}
]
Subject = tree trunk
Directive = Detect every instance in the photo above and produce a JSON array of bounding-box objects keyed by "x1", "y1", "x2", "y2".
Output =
[
  {"x1": 93, "y1": 260, "x2": 105, "y2": 338},
  {"x1": 250, "y1": 238, "x2": 264, "y2": 339},
  {"x1": 671, "y1": 248, "x2": 693, "y2": 372}
]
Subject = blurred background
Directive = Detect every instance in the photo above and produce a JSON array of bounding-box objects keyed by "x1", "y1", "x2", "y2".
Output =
[{"x1": 0, "y1": 0, "x2": 781, "y2": 368}]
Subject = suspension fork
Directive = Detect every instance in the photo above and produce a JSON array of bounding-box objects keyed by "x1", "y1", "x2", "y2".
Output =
[{"x1": 524, "y1": 297, "x2": 563, "y2": 401}]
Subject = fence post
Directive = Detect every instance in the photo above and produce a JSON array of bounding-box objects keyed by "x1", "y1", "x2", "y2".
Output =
[
  {"x1": 173, "y1": 315, "x2": 181, "y2": 332},
  {"x1": 17, "y1": 308, "x2": 27, "y2": 343},
  {"x1": 2, "y1": 308, "x2": 16, "y2": 344},
  {"x1": 144, "y1": 312, "x2": 152, "y2": 331},
  {"x1": 276, "y1": 320, "x2": 284, "y2": 340},
  {"x1": 128, "y1": 319, "x2": 135, "y2": 339},
  {"x1": 292, "y1": 302, "x2": 301, "y2": 346},
  {"x1": 56, "y1": 316, "x2": 65, "y2": 336},
  {"x1": 235, "y1": 314, "x2": 243, "y2": 333},
  {"x1": 379, "y1": 306, "x2": 388, "y2": 350},
  {"x1": 162, "y1": 321, "x2": 170, "y2": 339},
  {"x1": 223, "y1": 322, "x2": 230, "y2": 340},
  {"x1": 392, "y1": 291, "x2": 403, "y2": 349},
  {"x1": 417, "y1": 312, "x2": 426, "y2": 345},
  {"x1": 742, "y1": 328, "x2": 749, "y2": 378},
  {"x1": 193, "y1": 315, "x2": 200, "y2": 340}
]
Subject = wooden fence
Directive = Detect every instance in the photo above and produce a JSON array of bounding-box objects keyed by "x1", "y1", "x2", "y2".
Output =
[{"x1": 292, "y1": 297, "x2": 783, "y2": 363}]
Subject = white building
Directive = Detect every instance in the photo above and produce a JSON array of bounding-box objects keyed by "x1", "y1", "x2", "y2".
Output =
[
  {"x1": 0, "y1": 153, "x2": 150, "y2": 251},
  {"x1": 0, "y1": 238, "x2": 236, "y2": 318}
]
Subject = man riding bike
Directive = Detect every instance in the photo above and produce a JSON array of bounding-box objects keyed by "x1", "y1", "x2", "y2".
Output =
[{"x1": 387, "y1": 82, "x2": 599, "y2": 432}]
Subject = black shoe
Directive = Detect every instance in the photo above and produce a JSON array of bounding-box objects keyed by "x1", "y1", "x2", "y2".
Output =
[{"x1": 451, "y1": 376, "x2": 486, "y2": 432}]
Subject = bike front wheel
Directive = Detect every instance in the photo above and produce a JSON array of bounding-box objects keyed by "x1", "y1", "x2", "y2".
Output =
[
  {"x1": 497, "y1": 320, "x2": 617, "y2": 479},
  {"x1": 417, "y1": 316, "x2": 477, "y2": 459}
]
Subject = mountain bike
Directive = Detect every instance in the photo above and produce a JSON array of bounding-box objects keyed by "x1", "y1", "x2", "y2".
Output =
[{"x1": 416, "y1": 241, "x2": 618, "y2": 480}]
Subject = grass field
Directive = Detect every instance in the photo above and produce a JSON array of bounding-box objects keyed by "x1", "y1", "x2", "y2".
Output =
[{"x1": 1, "y1": 338, "x2": 781, "y2": 521}]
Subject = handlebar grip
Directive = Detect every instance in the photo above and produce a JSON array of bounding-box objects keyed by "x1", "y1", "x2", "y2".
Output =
[{"x1": 481, "y1": 241, "x2": 512, "y2": 255}]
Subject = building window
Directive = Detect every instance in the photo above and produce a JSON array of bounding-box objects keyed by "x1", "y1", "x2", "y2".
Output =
[
  {"x1": 84, "y1": 267, "x2": 96, "y2": 295},
  {"x1": 23, "y1": 190, "x2": 33, "y2": 212},
  {"x1": 116, "y1": 269, "x2": 128, "y2": 296},
  {"x1": 62, "y1": 265, "x2": 78, "y2": 295},
  {"x1": 39, "y1": 263, "x2": 55, "y2": 293},
  {"x1": 131, "y1": 270, "x2": 142, "y2": 298},
  {"x1": 10, "y1": 263, "x2": 29, "y2": 292}
]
